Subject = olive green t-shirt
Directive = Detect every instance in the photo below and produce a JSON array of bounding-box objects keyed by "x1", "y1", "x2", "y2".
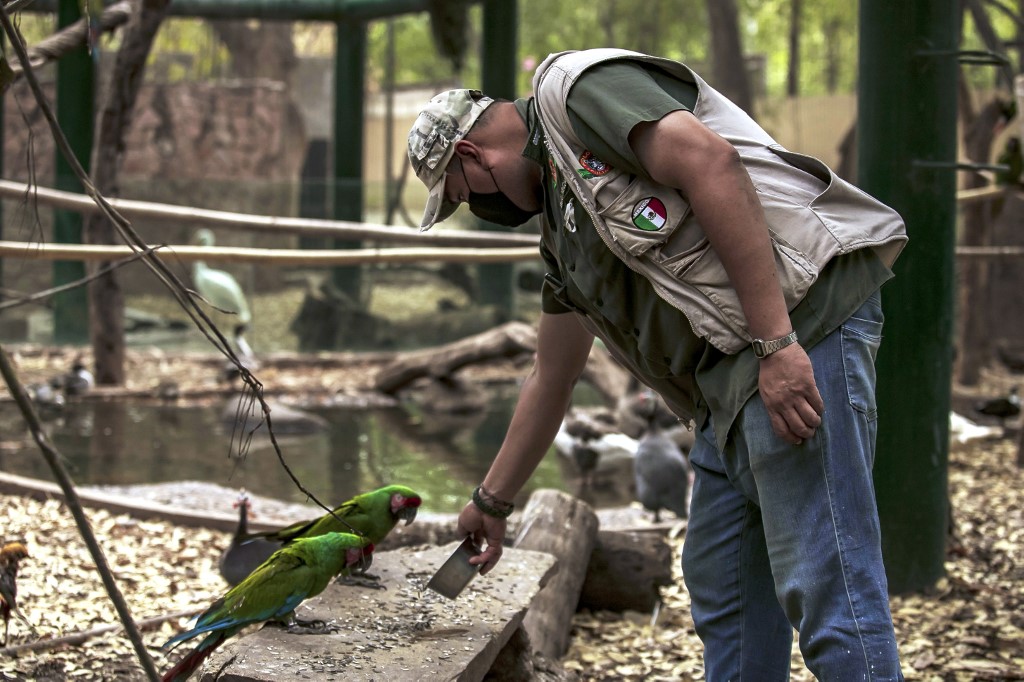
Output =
[{"x1": 525, "y1": 60, "x2": 893, "y2": 449}]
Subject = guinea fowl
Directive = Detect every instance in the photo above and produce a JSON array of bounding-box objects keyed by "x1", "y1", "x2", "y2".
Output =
[
  {"x1": 218, "y1": 491, "x2": 281, "y2": 587},
  {"x1": 617, "y1": 383, "x2": 696, "y2": 453},
  {"x1": 633, "y1": 391, "x2": 690, "y2": 523},
  {"x1": 974, "y1": 386, "x2": 1021, "y2": 429}
]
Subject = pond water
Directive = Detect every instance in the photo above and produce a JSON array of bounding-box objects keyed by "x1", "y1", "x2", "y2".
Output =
[{"x1": 0, "y1": 385, "x2": 635, "y2": 515}]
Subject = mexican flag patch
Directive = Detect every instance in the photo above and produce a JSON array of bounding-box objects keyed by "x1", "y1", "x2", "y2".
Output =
[{"x1": 632, "y1": 197, "x2": 667, "y2": 231}]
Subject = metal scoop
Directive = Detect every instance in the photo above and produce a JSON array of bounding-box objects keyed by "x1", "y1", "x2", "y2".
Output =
[{"x1": 426, "y1": 537, "x2": 482, "y2": 599}]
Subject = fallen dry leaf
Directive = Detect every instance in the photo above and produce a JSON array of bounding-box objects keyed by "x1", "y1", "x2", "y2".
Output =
[{"x1": 0, "y1": 349, "x2": 1021, "y2": 680}]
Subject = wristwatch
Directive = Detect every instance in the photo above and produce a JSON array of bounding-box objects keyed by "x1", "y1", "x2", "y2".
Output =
[{"x1": 751, "y1": 331, "x2": 799, "y2": 359}]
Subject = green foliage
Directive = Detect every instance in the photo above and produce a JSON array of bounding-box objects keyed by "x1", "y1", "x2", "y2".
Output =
[
  {"x1": 741, "y1": 0, "x2": 857, "y2": 96},
  {"x1": 359, "y1": 0, "x2": 860, "y2": 99},
  {"x1": 959, "y1": 2, "x2": 1023, "y2": 93},
  {"x1": 21, "y1": 1, "x2": 1019, "y2": 104},
  {"x1": 367, "y1": 14, "x2": 463, "y2": 89},
  {"x1": 150, "y1": 18, "x2": 231, "y2": 81},
  {"x1": 7, "y1": 13, "x2": 52, "y2": 45},
  {"x1": 517, "y1": 0, "x2": 708, "y2": 94}
]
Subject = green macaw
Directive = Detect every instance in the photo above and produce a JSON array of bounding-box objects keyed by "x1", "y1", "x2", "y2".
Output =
[
  {"x1": 269, "y1": 484, "x2": 422, "y2": 544},
  {"x1": 161, "y1": 532, "x2": 372, "y2": 682},
  {"x1": 222, "y1": 485, "x2": 422, "y2": 586}
]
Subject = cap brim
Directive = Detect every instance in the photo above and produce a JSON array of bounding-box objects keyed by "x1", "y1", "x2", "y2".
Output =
[{"x1": 419, "y1": 174, "x2": 459, "y2": 232}]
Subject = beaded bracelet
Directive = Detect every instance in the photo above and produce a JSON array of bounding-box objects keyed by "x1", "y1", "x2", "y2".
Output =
[{"x1": 472, "y1": 485, "x2": 515, "y2": 519}]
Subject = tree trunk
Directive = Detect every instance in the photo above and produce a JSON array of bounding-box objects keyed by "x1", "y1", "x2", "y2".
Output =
[
  {"x1": 599, "y1": 0, "x2": 616, "y2": 46},
  {"x1": 824, "y1": 16, "x2": 841, "y2": 94},
  {"x1": 208, "y1": 21, "x2": 298, "y2": 85},
  {"x1": 786, "y1": 0, "x2": 802, "y2": 98},
  {"x1": 85, "y1": 0, "x2": 171, "y2": 385},
  {"x1": 705, "y1": 0, "x2": 753, "y2": 115}
]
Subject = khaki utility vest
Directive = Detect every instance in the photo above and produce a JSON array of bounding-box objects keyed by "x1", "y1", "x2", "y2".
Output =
[{"x1": 532, "y1": 48, "x2": 907, "y2": 354}]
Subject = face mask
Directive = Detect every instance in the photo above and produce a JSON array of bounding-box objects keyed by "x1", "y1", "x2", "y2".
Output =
[
  {"x1": 459, "y1": 159, "x2": 541, "y2": 227},
  {"x1": 468, "y1": 190, "x2": 541, "y2": 226}
]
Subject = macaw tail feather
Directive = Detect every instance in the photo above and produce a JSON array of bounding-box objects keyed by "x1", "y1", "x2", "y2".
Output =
[{"x1": 161, "y1": 632, "x2": 225, "y2": 682}]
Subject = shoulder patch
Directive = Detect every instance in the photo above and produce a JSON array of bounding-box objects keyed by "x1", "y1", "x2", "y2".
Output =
[{"x1": 578, "y1": 150, "x2": 611, "y2": 178}]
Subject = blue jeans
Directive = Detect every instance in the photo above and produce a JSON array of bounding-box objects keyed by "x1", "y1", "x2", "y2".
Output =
[{"x1": 682, "y1": 291, "x2": 903, "y2": 681}]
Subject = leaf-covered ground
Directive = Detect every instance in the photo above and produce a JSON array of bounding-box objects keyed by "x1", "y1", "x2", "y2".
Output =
[
  {"x1": 0, "y1": 348, "x2": 1022, "y2": 680},
  {"x1": 0, "y1": 435, "x2": 1019, "y2": 680},
  {"x1": 562, "y1": 435, "x2": 1024, "y2": 681}
]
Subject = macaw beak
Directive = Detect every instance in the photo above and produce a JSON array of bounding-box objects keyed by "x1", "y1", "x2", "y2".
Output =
[
  {"x1": 346, "y1": 543, "x2": 374, "y2": 572},
  {"x1": 397, "y1": 505, "x2": 419, "y2": 526},
  {"x1": 358, "y1": 543, "x2": 375, "y2": 573}
]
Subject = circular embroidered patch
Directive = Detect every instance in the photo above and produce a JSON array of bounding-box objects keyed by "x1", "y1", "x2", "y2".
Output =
[
  {"x1": 632, "y1": 197, "x2": 667, "y2": 231},
  {"x1": 579, "y1": 150, "x2": 611, "y2": 177}
]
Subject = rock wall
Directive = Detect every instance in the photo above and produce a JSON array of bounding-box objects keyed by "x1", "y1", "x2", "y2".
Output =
[{"x1": 1, "y1": 77, "x2": 306, "y2": 295}]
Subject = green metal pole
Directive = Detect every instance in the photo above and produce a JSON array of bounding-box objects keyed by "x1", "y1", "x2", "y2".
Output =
[
  {"x1": 331, "y1": 19, "x2": 365, "y2": 305},
  {"x1": 858, "y1": 0, "x2": 957, "y2": 593},
  {"x1": 53, "y1": 0, "x2": 93, "y2": 344},
  {"x1": 478, "y1": 0, "x2": 517, "y2": 315}
]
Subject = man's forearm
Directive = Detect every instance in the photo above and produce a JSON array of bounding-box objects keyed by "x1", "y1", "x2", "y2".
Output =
[
  {"x1": 481, "y1": 364, "x2": 576, "y2": 501},
  {"x1": 481, "y1": 312, "x2": 594, "y2": 501},
  {"x1": 688, "y1": 152, "x2": 794, "y2": 341}
]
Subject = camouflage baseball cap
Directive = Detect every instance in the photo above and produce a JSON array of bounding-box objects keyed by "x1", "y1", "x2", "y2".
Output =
[{"x1": 408, "y1": 89, "x2": 494, "y2": 231}]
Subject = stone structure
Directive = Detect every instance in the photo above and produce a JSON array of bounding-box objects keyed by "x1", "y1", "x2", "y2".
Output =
[{"x1": 196, "y1": 542, "x2": 558, "y2": 681}]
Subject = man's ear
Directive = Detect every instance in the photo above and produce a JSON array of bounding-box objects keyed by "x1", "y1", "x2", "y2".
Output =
[{"x1": 453, "y1": 139, "x2": 483, "y2": 165}]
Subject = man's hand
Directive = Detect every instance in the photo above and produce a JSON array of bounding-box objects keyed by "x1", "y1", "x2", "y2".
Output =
[
  {"x1": 456, "y1": 502, "x2": 507, "y2": 575},
  {"x1": 757, "y1": 343, "x2": 824, "y2": 444}
]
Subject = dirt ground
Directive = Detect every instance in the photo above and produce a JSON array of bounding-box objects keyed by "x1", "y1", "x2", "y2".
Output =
[{"x1": 0, "y1": 347, "x2": 1022, "y2": 681}]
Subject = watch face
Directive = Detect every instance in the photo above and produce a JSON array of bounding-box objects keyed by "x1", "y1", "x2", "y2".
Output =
[{"x1": 752, "y1": 332, "x2": 796, "y2": 358}]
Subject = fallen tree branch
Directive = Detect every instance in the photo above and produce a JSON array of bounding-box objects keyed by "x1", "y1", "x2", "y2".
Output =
[
  {"x1": 372, "y1": 321, "x2": 537, "y2": 394},
  {"x1": 0, "y1": 608, "x2": 200, "y2": 656}
]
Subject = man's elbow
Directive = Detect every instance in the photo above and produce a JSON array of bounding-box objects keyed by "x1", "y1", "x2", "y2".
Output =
[{"x1": 706, "y1": 137, "x2": 744, "y2": 176}]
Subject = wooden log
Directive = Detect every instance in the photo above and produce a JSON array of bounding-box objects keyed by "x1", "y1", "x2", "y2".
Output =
[
  {"x1": 485, "y1": 626, "x2": 578, "y2": 681},
  {"x1": 514, "y1": 489, "x2": 599, "y2": 659},
  {"x1": 372, "y1": 321, "x2": 537, "y2": 394},
  {"x1": 577, "y1": 529, "x2": 674, "y2": 613}
]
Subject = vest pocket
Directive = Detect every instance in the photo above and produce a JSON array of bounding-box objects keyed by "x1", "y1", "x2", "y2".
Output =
[
  {"x1": 658, "y1": 232, "x2": 819, "y2": 335},
  {"x1": 596, "y1": 175, "x2": 689, "y2": 257}
]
